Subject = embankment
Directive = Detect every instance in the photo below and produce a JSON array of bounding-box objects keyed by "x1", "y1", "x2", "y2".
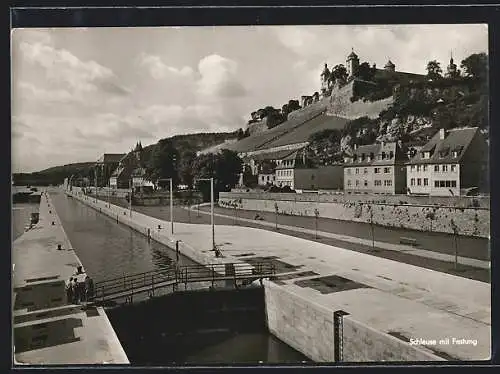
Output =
[{"x1": 219, "y1": 192, "x2": 489, "y2": 238}]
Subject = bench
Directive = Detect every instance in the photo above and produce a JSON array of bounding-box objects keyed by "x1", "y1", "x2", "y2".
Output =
[{"x1": 400, "y1": 237, "x2": 418, "y2": 246}]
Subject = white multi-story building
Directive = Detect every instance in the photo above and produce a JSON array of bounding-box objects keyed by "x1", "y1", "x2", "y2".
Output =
[
  {"x1": 406, "y1": 127, "x2": 488, "y2": 196},
  {"x1": 343, "y1": 142, "x2": 407, "y2": 194}
]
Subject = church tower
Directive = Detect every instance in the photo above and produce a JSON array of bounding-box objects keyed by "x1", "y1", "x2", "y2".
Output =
[
  {"x1": 384, "y1": 59, "x2": 396, "y2": 72},
  {"x1": 346, "y1": 49, "x2": 359, "y2": 79},
  {"x1": 446, "y1": 52, "x2": 458, "y2": 78}
]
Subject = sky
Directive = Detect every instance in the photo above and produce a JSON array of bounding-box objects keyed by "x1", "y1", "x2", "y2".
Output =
[{"x1": 11, "y1": 24, "x2": 488, "y2": 173}]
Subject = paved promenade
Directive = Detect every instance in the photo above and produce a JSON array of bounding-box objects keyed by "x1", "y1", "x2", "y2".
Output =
[
  {"x1": 192, "y1": 205, "x2": 490, "y2": 270},
  {"x1": 68, "y1": 189, "x2": 490, "y2": 361},
  {"x1": 12, "y1": 191, "x2": 129, "y2": 365}
]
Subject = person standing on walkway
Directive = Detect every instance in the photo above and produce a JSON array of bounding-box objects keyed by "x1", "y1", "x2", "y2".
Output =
[
  {"x1": 72, "y1": 278, "x2": 79, "y2": 304},
  {"x1": 66, "y1": 278, "x2": 74, "y2": 304},
  {"x1": 85, "y1": 275, "x2": 94, "y2": 302}
]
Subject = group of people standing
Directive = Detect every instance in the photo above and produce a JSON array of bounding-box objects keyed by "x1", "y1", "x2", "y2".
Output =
[{"x1": 65, "y1": 266, "x2": 94, "y2": 304}]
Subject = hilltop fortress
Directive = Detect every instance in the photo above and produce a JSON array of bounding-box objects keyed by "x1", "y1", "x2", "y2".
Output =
[{"x1": 244, "y1": 50, "x2": 432, "y2": 138}]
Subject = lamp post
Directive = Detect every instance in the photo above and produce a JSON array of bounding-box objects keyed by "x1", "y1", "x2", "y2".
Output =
[
  {"x1": 129, "y1": 178, "x2": 132, "y2": 217},
  {"x1": 451, "y1": 219, "x2": 459, "y2": 271},
  {"x1": 369, "y1": 205, "x2": 375, "y2": 251},
  {"x1": 198, "y1": 177, "x2": 215, "y2": 251},
  {"x1": 95, "y1": 167, "x2": 98, "y2": 203},
  {"x1": 274, "y1": 202, "x2": 279, "y2": 231},
  {"x1": 158, "y1": 178, "x2": 174, "y2": 235},
  {"x1": 314, "y1": 208, "x2": 319, "y2": 239}
]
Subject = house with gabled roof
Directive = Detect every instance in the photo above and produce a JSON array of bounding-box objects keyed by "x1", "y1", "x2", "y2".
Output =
[
  {"x1": 343, "y1": 141, "x2": 408, "y2": 194},
  {"x1": 406, "y1": 127, "x2": 488, "y2": 196}
]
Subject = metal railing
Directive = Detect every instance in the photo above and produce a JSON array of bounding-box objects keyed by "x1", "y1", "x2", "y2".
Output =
[{"x1": 91, "y1": 262, "x2": 275, "y2": 305}]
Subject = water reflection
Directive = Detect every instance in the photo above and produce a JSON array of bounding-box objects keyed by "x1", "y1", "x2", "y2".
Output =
[{"x1": 49, "y1": 190, "x2": 201, "y2": 282}]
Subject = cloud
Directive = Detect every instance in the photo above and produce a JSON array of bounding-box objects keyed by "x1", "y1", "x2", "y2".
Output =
[
  {"x1": 19, "y1": 39, "x2": 129, "y2": 96},
  {"x1": 17, "y1": 82, "x2": 76, "y2": 103},
  {"x1": 138, "y1": 53, "x2": 194, "y2": 79},
  {"x1": 273, "y1": 27, "x2": 319, "y2": 56},
  {"x1": 197, "y1": 54, "x2": 247, "y2": 98}
]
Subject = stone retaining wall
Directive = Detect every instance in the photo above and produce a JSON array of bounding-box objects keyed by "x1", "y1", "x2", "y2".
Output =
[{"x1": 219, "y1": 194, "x2": 489, "y2": 238}]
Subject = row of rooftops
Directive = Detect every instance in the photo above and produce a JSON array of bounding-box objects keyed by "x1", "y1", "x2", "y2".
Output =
[
  {"x1": 244, "y1": 127, "x2": 483, "y2": 170},
  {"x1": 344, "y1": 127, "x2": 482, "y2": 166}
]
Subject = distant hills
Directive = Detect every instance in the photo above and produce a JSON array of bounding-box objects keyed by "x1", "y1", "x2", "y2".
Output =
[{"x1": 12, "y1": 131, "x2": 241, "y2": 186}]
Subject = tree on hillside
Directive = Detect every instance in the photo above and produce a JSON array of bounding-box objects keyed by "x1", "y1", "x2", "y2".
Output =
[
  {"x1": 330, "y1": 64, "x2": 348, "y2": 85},
  {"x1": 242, "y1": 165, "x2": 257, "y2": 188},
  {"x1": 426, "y1": 60, "x2": 443, "y2": 80},
  {"x1": 461, "y1": 52, "x2": 488, "y2": 81},
  {"x1": 178, "y1": 150, "x2": 197, "y2": 189},
  {"x1": 358, "y1": 62, "x2": 376, "y2": 82},
  {"x1": 308, "y1": 128, "x2": 342, "y2": 144},
  {"x1": 193, "y1": 150, "x2": 243, "y2": 191},
  {"x1": 288, "y1": 100, "x2": 301, "y2": 111},
  {"x1": 146, "y1": 139, "x2": 180, "y2": 187}
]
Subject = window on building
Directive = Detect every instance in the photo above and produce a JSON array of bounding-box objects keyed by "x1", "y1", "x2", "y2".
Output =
[
  {"x1": 355, "y1": 180, "x2": 359, "y2": 186},
  {"x1": 440, "y1": 181, "x2": 446, "y2": 187},
  {"x1": 435, "y1": 181, "x2": 439, "y2": 187},
  {"x1": 347, "y1": 180, "x2": 352, "y2": 186},
  {"x1": 364, "y1": 180, "x2": 368, "y2": 187},
  {"x1": 364, "y1": 168, "x2": 368, "y2": 174},
  {"x1": 434, "y1": 165, "x2": 439, "y2": 172},
  {"x1": 346, "y1": 168, "x2": 351, "y2": 175},
  {"x1": 384, "y1": 180, "x2": 393, "y2": 187},
  {"x1": 361, "y1": 153, "x2": 366, "y2": 161},
  {"x1": 417, "y1": 165, "x2": 421, "y2": 172},
  {"x1": 442, "y1": 165, "x2": 448, "y2": 172},
  {"x1": 424, "y1": 178, "x2": 428, "y2": 186},
  {"x1": 451, "y1": 164, "x2": 457, "y2": 172},
  {"x1": 423, "y1": 165, "x2": 428, "y2": 172},
  {"x1": 423, "y1": 151, "x2": 431, "y2": 159},
  {"x1": 370, "y1": 152, "x2": 375, "y2": 160},
  {"x1": 452, "y1": 151, "x2": 458, "y2": 158},
  {"x1": 410, "y1": 165, "x2": 415, "y2": 172},
  {"x1": 389, "y1": 151, "x2": 394, "y2": 159},
  {"x1": 445, "y1": 180, "x2": 451, "y2": 187},
  {"x1": 451, "y1": 180, "x2": 457, "y2": 187},
  {"x1": 374, "y1": 168, "x2": 380, "y2": 174},
  {"x1": 411, "y1": 178, "x2": 415, "y2": 186},
  {"x1": 382, "y1": 152, "x2": 386, "y2": 159},
  {"x1": 384, "y1": 167, "x2": 390, "y2": 173},
  {"x1": 356, "y1": 168, "x2": 359, "y2": 174},
  {"x1": 417, "y1": 178, "x2": 421, "y2": 186},
  {"x1": 374, "y1": 180, "x2": 381, "y2": 186}
]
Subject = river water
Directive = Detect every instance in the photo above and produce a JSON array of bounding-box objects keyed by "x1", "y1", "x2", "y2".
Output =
[{"x1": 12, "y1": 189, "x2": 308, "y2": 364}]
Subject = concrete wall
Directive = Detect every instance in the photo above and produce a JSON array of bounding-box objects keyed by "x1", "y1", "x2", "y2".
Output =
[
  {"x1": 263, "y1": 281, "x2": 335, "y2": 362},
  {"x1": 263, "y1": 281, "x2": 442, "y2": 362},
  {"x1": 342, "y1": 316, "x2": 443, "y2": 362},
  {"x1": 219, "y1": 192, "x2": 490, "y2": 238}
]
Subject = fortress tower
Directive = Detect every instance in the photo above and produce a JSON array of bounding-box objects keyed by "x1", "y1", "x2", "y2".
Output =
[{"x1": 346, "y1": 49, "x2": 360, "y2": 79}]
